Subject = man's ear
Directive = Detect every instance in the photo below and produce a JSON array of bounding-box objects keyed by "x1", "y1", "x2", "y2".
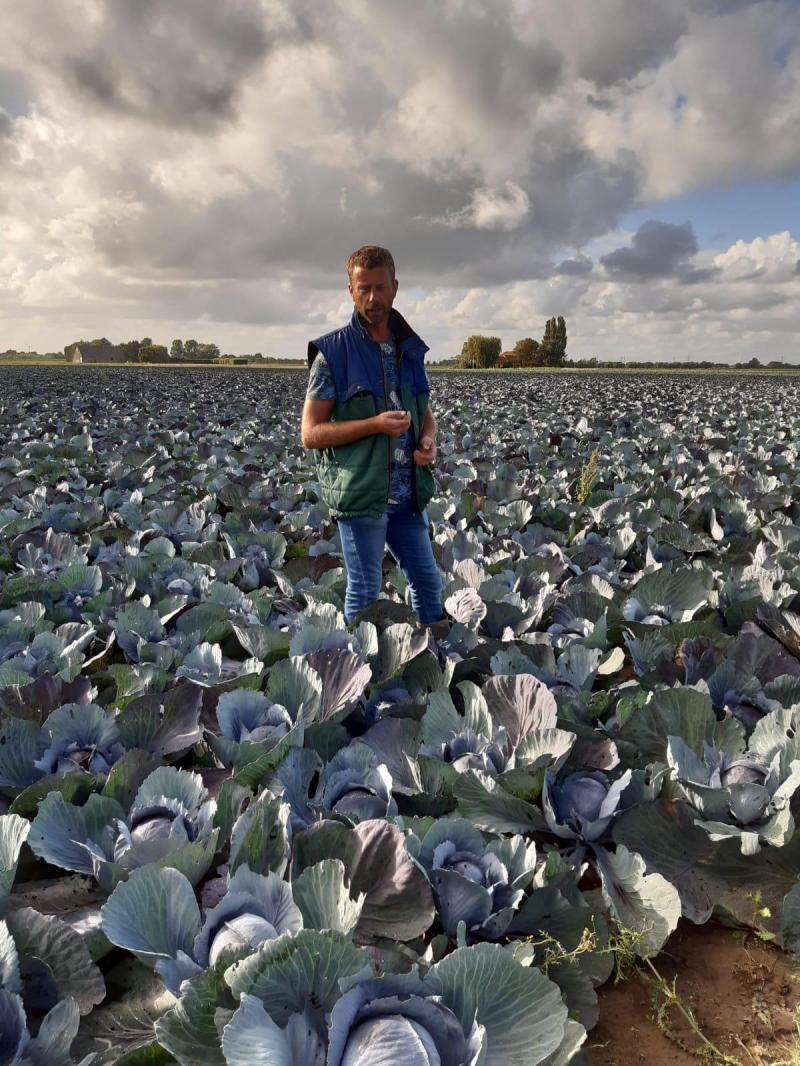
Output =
[{"x1": 392, "y1": 277, "x2": 399, "y2": 296}]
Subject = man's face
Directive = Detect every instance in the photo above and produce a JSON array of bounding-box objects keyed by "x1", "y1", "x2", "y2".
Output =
[{"x1": 348, "y1": 265, "x2": 398, "y2": 329}]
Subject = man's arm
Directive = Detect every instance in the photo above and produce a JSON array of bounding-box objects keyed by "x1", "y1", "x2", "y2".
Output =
[{"x1": 301, "y1": 398, "x2": 411, "y2": 450}]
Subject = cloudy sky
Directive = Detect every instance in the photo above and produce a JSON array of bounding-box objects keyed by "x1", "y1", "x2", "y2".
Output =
[{"x1": 2, "y1": 0, "x2": 800, "y2": 362}]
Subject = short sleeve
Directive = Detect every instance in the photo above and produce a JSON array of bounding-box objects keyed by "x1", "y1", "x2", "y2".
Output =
[{"x1": 306, "y1": 353, "x2": 336, "y2": 401}]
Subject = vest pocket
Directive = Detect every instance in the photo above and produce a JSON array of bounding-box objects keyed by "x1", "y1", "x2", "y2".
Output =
[{"x1": 338, "y1": 392, "x2": 378, "y2": 421}]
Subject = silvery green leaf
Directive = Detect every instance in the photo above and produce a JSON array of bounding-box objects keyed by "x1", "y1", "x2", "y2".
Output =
[
  {"x1": 27, "y1": 792, "x2": 123, "y2": 875},
  {"x1": 267, "y1": 657, "x2": 322, "y2": 725},
  {"x1": 24, "y1": 995, "x2": 82, "y2": 1065},
  {"x1": 0, "y1": 717, "x2": 45, "y2": 794},
  {"x1": 5, "y1": 906, "x2": 105, "y2": 1014},
  {"x1": 229, "y1": 790, "x2": 290, "y2": 878},
  {"x1": 421, "y1": 689, "x2": 463, "y2": 746},
  {"x1": 485, "y1": 836, "x2": 537, "y2": 890},
  {"x1": 426, "y1": 943, "x2": 567, "y2": 1066},
  {"x1": 358, "y1": 719, "x2": 423, "y2": 795},
  {"x1": 232, "y1": 624, "x2": 291, "y2": 663},
  {"x1": 101, "y1": 864, "x2": 201, "y2": 967},
  {"x1": 454, "y1": 770, "x2": 546, "y2": 834},
  {"x1": 457, "y1": 680, "x2": 492, "y2": 738},
  {"x1": 156, "y1": 966, "x2": 227, "y2": 1066},
  {"x1": 557, "y1": 645, "x2": 602, "y2": 691},
  {"x1": 133, "y1": 766, "x2": 208, "y2": 815},
  {"x1": 292, "y1": 859, "x2": 365, "y2": 935},
  {"x1": 68, "y1": 966, "x2": 174, "y2": 1064},
  {"x1": 0, "y1": 814, "x2": 29, "y2": 913},
  {"x1": 225, "y1": 929, "x2": 368, "y2": 1025},
  {"x1": 514, "y1": 729, "x2": 576, "y2": 773},
  {"x1": 540, "y1": 1018, "x2": 588, "y2": 1066},
  {"x1": 116, "y1": 684, "x2": 203, "y2": 757},
  {"x1": 175, "y1": 642, "x2": 224, "y2": 685},
  {"x1": 619, "y1": 686, "x2": 745, "y2": 766},
  {"x1": 0, "y1": 664, "x2": 34, "y2": 687},
  {"x1": 292, "y1": 818, "x2": 435, "y2": 943},
  {"x1": 0, "y1": 919, "x2": 21, "y2": 992},
  {"x1": 623, "y1": 566, "x2": 709, "y2": 624},
  {"x1": 0, "y1": 988, "x2": 27, "y2": 1064},
  {"x1": 369, "y1": 623, "x2": 428, "y2": 685},
  {"x1": 545, "y1": 959, "x2": 598, "y2": 1032},
  {"x1": 594, "y1": 844, "x2": 681, "y2": 956},
  {"x1": 222, "y1": 994, "x2": 325, "y2": 1066},
  {"x1": 102, "y1": 749, "x2": 163, "y2": 812}
]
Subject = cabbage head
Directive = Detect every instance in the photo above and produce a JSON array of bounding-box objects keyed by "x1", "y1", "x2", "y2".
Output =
[
  {"x1": 667, "y1": 735, "x2": 800, "y2": 853},
  {"x1": 414, "y1": 817, "x2": 536, "y2": 939},
  {"x1": 542, "y1": 768, "x2": 651, "y2": 849},
  {"x1": 34, "y1": 702, "x2": 124, "y2": 776},
  {"x1": 101, "y1": 863, "x2": 302, "y2": 994}
]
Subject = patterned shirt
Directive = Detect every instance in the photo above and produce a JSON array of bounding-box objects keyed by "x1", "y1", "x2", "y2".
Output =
[{"x1": 306, "y1": 337, "x2": 414, "y2": 510}]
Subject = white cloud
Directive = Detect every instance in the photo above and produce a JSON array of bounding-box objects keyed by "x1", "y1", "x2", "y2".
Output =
[{"x1": 436, "y1": 182, "x2": 531, "y2": 231}]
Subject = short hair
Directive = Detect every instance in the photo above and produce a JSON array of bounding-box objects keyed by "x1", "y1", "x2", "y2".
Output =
[{"x1": 346, "y1": 245, "x2": 396, "y2": 281}]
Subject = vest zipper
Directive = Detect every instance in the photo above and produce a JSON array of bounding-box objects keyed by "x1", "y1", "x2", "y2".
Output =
[
  {"x1": 397, "y1": 344, "x2": 419, "y2": 514},
  {"x1": 378, "y1": 338, "x2": 391, "y2": 505}
]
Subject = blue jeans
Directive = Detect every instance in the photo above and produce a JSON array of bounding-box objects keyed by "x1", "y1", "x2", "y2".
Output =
[{"x1": 337, "y1": 502, "x2": 445, "y2": 625}]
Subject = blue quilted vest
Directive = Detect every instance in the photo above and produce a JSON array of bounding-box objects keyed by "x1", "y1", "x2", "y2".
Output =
[{"x1": 307, "y1": 308, "x2": 434, "y2": 518}]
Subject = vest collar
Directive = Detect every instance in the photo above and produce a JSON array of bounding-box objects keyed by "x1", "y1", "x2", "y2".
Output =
[{"x1": 350, "y1": 306, "x2": 421, "y2": 348}]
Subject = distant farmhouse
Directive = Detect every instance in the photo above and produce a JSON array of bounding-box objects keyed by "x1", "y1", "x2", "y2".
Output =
[
  {"x1": 497, "y1": 350, "x2": 523, "y2": 368},
  {"x1": 66, "y1": 341, "x2": 127, "y2": 364}
]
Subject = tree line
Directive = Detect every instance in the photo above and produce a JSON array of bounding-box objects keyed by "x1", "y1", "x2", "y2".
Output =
[
  {"x1": 457, "y1": 316, "x2": 568, "y2": 368},
  {"x1": 63, "y1": 337, "x2": 258, "y2": 363}
]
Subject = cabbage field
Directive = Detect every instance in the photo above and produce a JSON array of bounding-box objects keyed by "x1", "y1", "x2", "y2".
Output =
[{"x1": 2, "y1": 364, "x2": 800, "y2": 1065}]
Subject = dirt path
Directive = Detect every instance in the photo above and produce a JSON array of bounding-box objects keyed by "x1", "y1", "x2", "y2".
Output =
[{"x1": 587, "y1": 920, "x2": 800, "y2": 1066}]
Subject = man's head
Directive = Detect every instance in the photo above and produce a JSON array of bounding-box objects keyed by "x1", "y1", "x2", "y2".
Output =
[{"x1": 346, "y1": 245, "x2": 398, "y2": 335}]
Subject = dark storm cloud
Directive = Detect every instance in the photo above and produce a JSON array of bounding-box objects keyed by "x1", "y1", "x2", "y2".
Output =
[
  {"x1": 554, "y1": 255, "x2": 595, "y2": 276},
  {"x1": 601, "y1": 220, "x2": 700, "y2": 278},
  {"x1": 571, "y1": 3, "x2": 689, "y2": 86},
  {"x1": 0, "y1": 68, "x2": 31, "y2": 118},
  {"x1": 88, "y1": 142, "x2": 636, "y2": 292},
  {"x1": 62, "y1": 0, "x2": 280, "y2": 129}
]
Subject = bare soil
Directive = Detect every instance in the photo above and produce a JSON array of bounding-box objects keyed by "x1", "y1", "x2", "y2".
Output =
[{"x1": 588, "y1": 920, "x2": 800, "y2": 1066}]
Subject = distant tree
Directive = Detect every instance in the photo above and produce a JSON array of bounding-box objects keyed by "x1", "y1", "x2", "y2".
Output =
[
  {"x1": 170, "y1": 339, "x2": 184, "y2": 360},
  {"x1": 120, "y1": 340, "x2": 140, "y2": 361},
  {"x1": 139, "y1": 344, "x2": 169, "y2": 362},
  {"x1": 746, "y1": 357, "x2": 761, "y2": 368},
  {"x1": 139, "y1": 337, "x2": 153, "y2": 349},
  {"x1": 512, "y1": 337, "x2": 540, "y2": 367},
  {"x1": 254, "y1": 352, "x2": 263, "y2": 360},
  {"x1": 459, "y1": 335, "x2": 502, "y2": 369},
  {"x1": 197, "y1": 342, "x2": 221, "y2": 360},
  {"x1": 538, "y1": 316, "x2": 567, "y2": 366},
  {"x1": 184, "y1": 339, "x2": 199, "y2": 356}
]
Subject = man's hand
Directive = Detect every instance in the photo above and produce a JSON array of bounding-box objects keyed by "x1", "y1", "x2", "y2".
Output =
[
  {"x1": 414, "y1": 434, "x2": 437, "y2": 466},
  {"x1": 373, "y1": 410, "x2": 412, "y2": 438}
]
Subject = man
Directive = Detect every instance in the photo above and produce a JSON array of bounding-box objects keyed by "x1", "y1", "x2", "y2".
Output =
[{"x1": 301, "y1": 245, "x2": 445, "y2": 627}]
